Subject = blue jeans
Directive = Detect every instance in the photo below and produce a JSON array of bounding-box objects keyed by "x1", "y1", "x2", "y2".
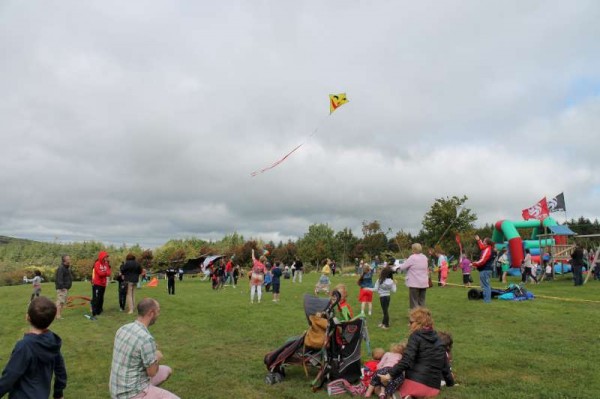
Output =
[{"x1": 480, "y1": 270, "x2": 492, "y2": 303}]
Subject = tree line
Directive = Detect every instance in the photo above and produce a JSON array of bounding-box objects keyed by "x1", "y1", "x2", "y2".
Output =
[{"x1": 2, "y1": 196, "x2": 599, "y2": 286}]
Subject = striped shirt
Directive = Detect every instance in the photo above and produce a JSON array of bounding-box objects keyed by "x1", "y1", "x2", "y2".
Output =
[{"x1": 109, "y1": 320, "x2": 157, "y2": 399}]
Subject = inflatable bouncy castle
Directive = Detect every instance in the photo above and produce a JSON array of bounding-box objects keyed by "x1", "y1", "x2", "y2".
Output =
[{"x1": 491, "y1": 217, "x2": 562, "y2": 267}]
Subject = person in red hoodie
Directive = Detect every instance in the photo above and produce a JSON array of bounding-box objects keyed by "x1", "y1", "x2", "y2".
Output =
[{"x1": 88, "y1": 251, "x2": 111, "y2": 320}]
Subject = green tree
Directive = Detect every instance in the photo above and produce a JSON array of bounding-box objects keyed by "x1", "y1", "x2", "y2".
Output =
[
  {"x1": 360, "y1": 220, "x2": 388, "y2": 259},
  {"x1": 419, "y1": 196, "x2": 477, "y2": 258},
  {"x1": 390, "y1": 230, "x2": 414, "y2": 258},
  {"x1": 334, "y1": 228, "x2": 358, "y2": 268},
  {"x1": 296, "y1": 224, "x2": 336, "y2": 268}
]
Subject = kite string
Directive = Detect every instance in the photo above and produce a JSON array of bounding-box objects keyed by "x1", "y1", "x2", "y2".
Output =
[{"x1": 250, "y1": 113, "x2": 333, "y2": 176}]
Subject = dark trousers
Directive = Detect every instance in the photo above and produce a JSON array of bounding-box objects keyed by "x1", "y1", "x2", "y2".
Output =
[
  {"x1": 522, "y1": 267, "x2": 538, "y2": 283},
  {"x1": 408, "y1": 287, "x2": 426, "y2": 309},
  {"x1": 573, "y1": 265, "x2": 583, "y2": 286},
  {"x1": 118, "y1": 284, "x2": 127, "y2": 310},
  {"x1": 380, "y1": 295, "x2": 391, "y2": 327},
  {"x1": 91, "y1": 285, "x2": 106, "y2": 316},
  {"x1": 168, "y1": 278, "x2": 175, "y2": 295}
]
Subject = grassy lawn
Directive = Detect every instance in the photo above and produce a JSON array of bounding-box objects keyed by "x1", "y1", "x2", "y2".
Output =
[{"x1": 1, "y1": 270, "x2": 599, "y2": 399}]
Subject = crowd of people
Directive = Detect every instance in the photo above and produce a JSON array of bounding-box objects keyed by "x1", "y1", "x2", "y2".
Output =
[{"x1": 3, "y1": 236, "x2": 597, "y2": 399}]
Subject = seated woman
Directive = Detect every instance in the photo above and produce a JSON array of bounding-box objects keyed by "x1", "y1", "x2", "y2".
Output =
[{"x1": 380, "y1": 307, "x2": 454, "y2": 398}]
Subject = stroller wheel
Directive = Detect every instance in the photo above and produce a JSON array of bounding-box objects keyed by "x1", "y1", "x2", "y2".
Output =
[
  {"x1": 265, "y1": 373, "x2": 275, "y2": 385},
  {"x1": 273, "y1": 372, "x2": 284, "y2": 383}
]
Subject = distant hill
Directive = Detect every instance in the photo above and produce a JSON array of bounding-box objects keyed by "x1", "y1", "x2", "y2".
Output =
[{"x1": 0, "y1": 235, "x2": 36, "y2": 245}]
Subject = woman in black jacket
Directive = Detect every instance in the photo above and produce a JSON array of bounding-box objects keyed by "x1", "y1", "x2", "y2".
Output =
[
  {"x1": 120, "y1": 253, "x2": 142, "y2": 314},
  {"x1": 380, "y1": 307, "x2": 454, "y2": 398}
]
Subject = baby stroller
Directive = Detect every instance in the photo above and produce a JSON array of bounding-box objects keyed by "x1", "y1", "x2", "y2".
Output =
[{"x1": 264, "y1": 291, "x2": 367, "y2": 391}]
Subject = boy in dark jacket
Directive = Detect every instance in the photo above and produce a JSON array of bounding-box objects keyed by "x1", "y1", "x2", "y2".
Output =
[{"x1": 0, "y1": 296, "x2": 67, "y2": 399}]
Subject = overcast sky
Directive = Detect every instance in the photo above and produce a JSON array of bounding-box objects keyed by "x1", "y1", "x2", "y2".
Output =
[{"x1": 1, "y1": 1, "x2": 600, "y2": 248}]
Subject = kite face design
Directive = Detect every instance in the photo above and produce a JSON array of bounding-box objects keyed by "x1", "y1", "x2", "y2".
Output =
[{"x1": 329, "y1": 93, "x2": 348, "y2": 114}]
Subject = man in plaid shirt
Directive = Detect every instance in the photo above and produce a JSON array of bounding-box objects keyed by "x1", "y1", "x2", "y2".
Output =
[{"x1": 109, "y1": 298, "x2": 179, "y2": 399}]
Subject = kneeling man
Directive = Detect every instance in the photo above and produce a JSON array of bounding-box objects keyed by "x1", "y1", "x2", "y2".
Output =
[{"x1": 109, "y1": 298, "x2": 179, "y2": 399}]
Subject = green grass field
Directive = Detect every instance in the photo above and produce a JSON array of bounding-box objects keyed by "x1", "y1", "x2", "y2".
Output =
[{"x1": 1, "y1": 271, "x2": 599, "y2": 399}]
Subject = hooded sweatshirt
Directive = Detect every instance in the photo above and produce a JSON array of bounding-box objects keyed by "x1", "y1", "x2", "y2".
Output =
[
  {"x1": 92, "y1": 251, "x2": 111, "y2": 287},
  {"x1": 0, "y1": 331, "x2": 67, "y2": 399},
  {"x1": 389, "y1": 328, "x2": 454, "y2": 389},
  {"x1": 374, "y1": 277, "x2": 397, "y2": 297}
]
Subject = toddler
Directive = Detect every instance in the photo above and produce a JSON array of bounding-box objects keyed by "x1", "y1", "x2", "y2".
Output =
[
  {"x1": 333, "y1": 283, "x2": 353, "y2": 321},
  {"x1": 365, "y1": 342, "x2": 406, "y2": 398},
  {"x1": 30, "y1": 270, "x2": 42, "y2": 302},
  {"x1": 362, "y1": 347, "x2": 385, "y2": 388},
  {"x1": 438, "y1": 331, "x2": 455, "y2": 386},
  {"x1": 314, "y1": 266, "x2": 331, "y2": 295},
  {"x1": 545, "y1": 263, "x2": 553, "y2": 281}
]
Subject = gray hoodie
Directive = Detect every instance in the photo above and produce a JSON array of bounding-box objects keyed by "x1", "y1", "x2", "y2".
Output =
[{"x1": 374, "y1": 277, "x2": 397, "y2": 297}]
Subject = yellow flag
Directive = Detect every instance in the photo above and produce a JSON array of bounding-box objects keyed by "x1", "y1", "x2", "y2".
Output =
[{"x1": 329, "y1": 93, "x2": 348, "y2": 114}]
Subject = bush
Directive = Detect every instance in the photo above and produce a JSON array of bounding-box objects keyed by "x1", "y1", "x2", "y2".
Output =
[
  {"x1": 71, "y1": 259, "x2": 94, "y2": 281},
  {"x1": 0, "y1": 270, "x2": 27, "y2": 286}
]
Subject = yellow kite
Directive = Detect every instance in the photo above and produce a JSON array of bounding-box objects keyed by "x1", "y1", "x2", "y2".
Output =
[
  {"x1": 329, "y1": 93, "x2": 349, "y2": 114},
  {"x1": 251, "y1": 93, "x2": 350, "y2": 176}
]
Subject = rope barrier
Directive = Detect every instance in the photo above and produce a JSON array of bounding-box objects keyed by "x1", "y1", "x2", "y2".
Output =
[{"x1": 395, "y1": 274, "x2": 600, "y2": 303}]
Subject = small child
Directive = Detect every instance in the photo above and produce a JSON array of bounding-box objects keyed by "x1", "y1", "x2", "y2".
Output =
[
  {"x1": 263, "y1": 267, "x2": 272, "y2": 293},
  {"x1": 30, "y1": 270, "x2": 42, "y2": 302},
  {"x1": 365, "y1": 342, "x2": 406, "y2": 398},
  {"x1": 116, "y1": 271, "x2": 127, "y2": 311},
  {"x1": 460, "y1": 255, "x2": 472, "y2": 287},
  {"x1": 438, "y1": 331, "x2": 455, "y2": 387},
  {"x1": 333, "y1": 283, "x2": 353, "y2": 321},
  {"x1": 0, "y1": 297, "x2": 67, "y2": 398},
  {"x1": 271, "y1": 262, "x2": 282, "y2": 302},
  {"x1": 211, "y1": 265, "x2": 219, "y2": 289},
  {"x1": 314, "y1": 266, "x2": 331, "y2": 295},
  {"x1": 362, "y1": 347, "x2": 385, "y2": 388},
  {"x1": 545, "y1": 263, "x2": 553, "y2": 281}
]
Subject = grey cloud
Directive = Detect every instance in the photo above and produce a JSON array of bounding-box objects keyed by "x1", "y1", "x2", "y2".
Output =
[{"x1": 1, "y1": 1, "x2": 600, "y2": 248}]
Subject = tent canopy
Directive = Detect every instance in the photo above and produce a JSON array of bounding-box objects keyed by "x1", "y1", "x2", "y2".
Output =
[
  {"x1": 548, "y1": 225, "x2": 577, "y2": 236},
  {"x1": 202, "y1": 255, "x2": 225, "y2": 269}
]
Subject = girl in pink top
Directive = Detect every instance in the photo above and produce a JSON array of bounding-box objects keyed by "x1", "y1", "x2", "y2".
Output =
[{"x1": 434, "y1": 246, "x2": 449, "y2": 287}]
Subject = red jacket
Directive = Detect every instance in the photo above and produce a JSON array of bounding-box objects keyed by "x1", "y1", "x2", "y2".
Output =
[
  {"x1": 472, "y1": 240, "x2": 493, "y2": 271},
  {"x1": 92, "y1": 251, "x2": 111, "y2": 286}
]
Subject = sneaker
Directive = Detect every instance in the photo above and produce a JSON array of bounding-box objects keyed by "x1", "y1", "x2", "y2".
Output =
[
  {"x1": 90, "y1": 316, "x2": 97, "y2": 321},
  {"x1": 84, "y1": 314, "x2": 91, "y2": 320}
]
